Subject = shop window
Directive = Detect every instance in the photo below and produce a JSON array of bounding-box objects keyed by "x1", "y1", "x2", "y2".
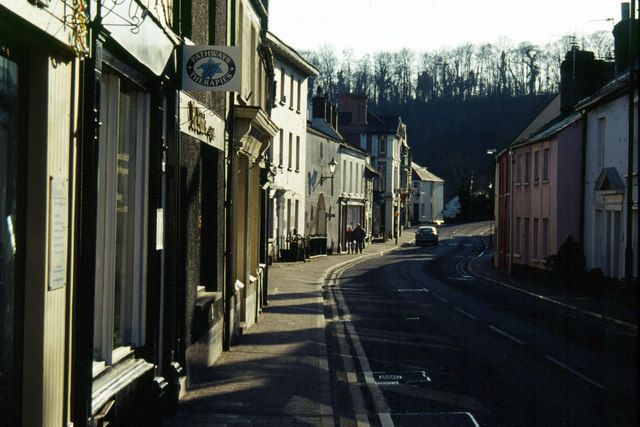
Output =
[{"x1": 93, "y1": 74, "x2": 150, "y2": 365}]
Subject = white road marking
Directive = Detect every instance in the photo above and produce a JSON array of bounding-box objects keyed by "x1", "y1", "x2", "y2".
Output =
[
  {"x1": 398, "y1": 288, "x2": 427, "y2": 292},
  {"x1": 544, "y1": 355, "x2": 606, "y2": 389},
  {"x1": 488, "y1": 325, "x2": 525, "y2": 345},
  {"x1": 453, "y1": 306, "x2": 478, "y2": 320},
  {"x1": 405, "y1": 317, "x2": 420, "y2": 320},
  {"x1": 433, "y1": 294, "x2": 448, "y2": 303}
]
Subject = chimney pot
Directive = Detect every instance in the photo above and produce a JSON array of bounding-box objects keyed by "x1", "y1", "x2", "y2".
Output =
[{"x1": 621, "y1": 2, "x2": 630, "y2": 19}]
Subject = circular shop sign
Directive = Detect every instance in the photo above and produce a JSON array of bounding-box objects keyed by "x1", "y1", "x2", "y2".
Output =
[{"x1": 186, "y1": 49, "x2": 237, "y2": 87}]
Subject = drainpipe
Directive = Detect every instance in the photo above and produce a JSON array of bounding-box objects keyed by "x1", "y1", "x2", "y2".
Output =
[
  {"x1": 223, "y1": 0, "x2": 237, "y2": 351},
  {"x1": 508, "y1": 150, "x2": 514, "y2": 276},
  {"x1": 579, "y1": 114, "x2": 587, "y2": 247},
  {"x1": 625, "y1": 0, "x2": 637, "y2": 281},
  {"x1": 73, "y1": 1, "x2": 102, "y2": 423}
]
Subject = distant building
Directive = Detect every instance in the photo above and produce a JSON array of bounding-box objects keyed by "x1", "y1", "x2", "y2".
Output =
[
  {"x1": 306, "y1": 90, "x2": 376, "y2": 253},
  {"x1": 411, "y1": 163, "x2": 444, "y2": 225},
  {"x1": 443, "y1": 196, "x2": 461, "y2": 219},
  {"x1": 338, "y1": 94, "x2": 411, "y2": 239},
  {"x1": 266, "y1": 32, "x2": 319, "y2": 260}
]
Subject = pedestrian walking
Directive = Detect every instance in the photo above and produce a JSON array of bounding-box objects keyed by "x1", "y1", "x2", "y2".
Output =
[
  {"x1": 345, "y1": 225, "x2": 354, "y2": 253},
  {"x1": 354, "y1": 223, "x2": 366, "y2": 254}
]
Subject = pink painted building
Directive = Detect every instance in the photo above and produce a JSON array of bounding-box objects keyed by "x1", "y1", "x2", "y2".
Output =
[{"x1": 510, "y1": 113, "x2": 584, "y2": 269}]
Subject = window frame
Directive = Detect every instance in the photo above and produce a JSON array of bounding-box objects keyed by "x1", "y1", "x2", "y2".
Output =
[{"x1": 93, "y1": 73, "x2": 150, "y2": 365}]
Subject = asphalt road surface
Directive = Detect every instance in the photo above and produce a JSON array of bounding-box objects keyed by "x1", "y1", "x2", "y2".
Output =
[{"x1": 324, "y1": 222, "x2": 637, "y2": 427}]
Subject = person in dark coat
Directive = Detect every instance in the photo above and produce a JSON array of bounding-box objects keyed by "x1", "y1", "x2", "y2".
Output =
[
  {"x1": 345, "y1": 225, "x2": 354, "y2": 253},
  {"x1": 353, "y1": 223, "x2": 366, "y2": 254}
]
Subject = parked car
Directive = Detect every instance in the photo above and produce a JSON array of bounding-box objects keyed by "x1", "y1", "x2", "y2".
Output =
[{"x1": 415, "y1": 226, "x2": 438, "y2": 246}]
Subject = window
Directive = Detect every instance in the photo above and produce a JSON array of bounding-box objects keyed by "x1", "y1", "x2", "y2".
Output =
[
  {"x1": 286, "y1": 199, "x2": 291, "y2": 234},
  {"x1": 278, "y1": 129, "x2": 284, "y2": 167},
  {"x1": 379, "y1": 135, "x2": 386, "y2": 155},
  {"x1": 288, "y1": 132, "x2": 293, "y2": 170},
  {"x1": 532, "y1": 218, "x2": 539, "y2": 260},
  {"x1": 542, "y1": 218, "x2": 549, "y2": 260},
  {"x1": 296, "y1": 80, "x2": 301, "y2": 112},
  {"x1": 524, "y1": 218, "x2": 530, "y2": 260},
  {"x1": 349, "y1": 161, "x2": 353, "y2": 193},
  {"x1": 533, "y1": 151, "x2": 540, "y2": 182},
  {"x1": 524, "y1": 152, "x2": 531, "y2": 184},
  {"x1": 279, "y1": 68, "x2": 285, "y2": 102},
  {"x1": 94, "y1": 74, "x2": 150, "y2": 364},
  {"x1": 295, "y1": 135, "x2": 300, "y2": 171},
  {"x1": 597, "y1": 116, "x2": 605, "y2": 170},
  {"x1": 516, "y1": 154, "x2": 522, "y2": 183},
  {"x1": 289, "y1": 74, "x2": 294, "y2": 109},
  {"x1": 542, "y1": 148, "x2": 549, "y2": 181},
  {"x1": 294, "y1": 200, "x2": 299, "y2": 231},
  {"x1": 0, "y1": 52, "x2": 20, "y2": 404},
  {"x1": 378, "y1": 162, "x2": 387, "y2": 192},
  {"x1": 514, "y1": 217, "x2": 521, "y2": 255},
  {"x1": 342, "y1": 160, "x2": 347, "y2": 191}
]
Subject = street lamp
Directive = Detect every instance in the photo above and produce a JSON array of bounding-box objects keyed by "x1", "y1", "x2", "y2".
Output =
[{"x1": 320, "y1": 158, "x2": 337, "y2": 184}]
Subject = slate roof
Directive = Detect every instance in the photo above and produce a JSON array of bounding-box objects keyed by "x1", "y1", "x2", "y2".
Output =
[
  {"x1": 511, "y1": 111, "x2": 582, "y2": 148},
  {"x1": 266, "y1": 31, "x2": 319, "y2": 77},
  {"x1": 412, "y1": 162, "x2": 444, "y2": 182},
  {"x1": 575, "y1": 72, "x2": 630, "y2": 110}
]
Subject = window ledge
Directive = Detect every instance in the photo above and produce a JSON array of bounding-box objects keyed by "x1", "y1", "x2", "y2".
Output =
[
  {"x1": 91, "y1": 355, "x2": 154, "y2": 416},
  {"x1": 296, "y1": 110, "x2": 301, "y2": 114},
  {"x1": 541, "y1": 179, "x2": 549, "y2": 183},
  {"x1": 295, "y1": 169, "x2": 300, "y2": 173},
  {"x1": 533, "y1": 180, "x2": 539, "y2": 185},
  {"x1": 278, "y1": 164, "x2": 283, "y2": 169},
  {"x1": 289, "y1": 107, "x2": 294, "y2": 111},
  {"x1": 287, "y1": 167, "x2": 292, "y2": 171},
  {"x1": 513, "y1": 254, "x2": 521, "y2": 258},
  {"x1": 279, "y1": 101, "x2": 286, "y2": 106},
  {"x1": 196, "y1": 290, "x2": 223, "y2": 311},
  {"x1": 515, "y1": 183, "x2": 521, "y2": 186},
  {"x1": 523, "y1": 182, "x2": 530, "y2": 186}
]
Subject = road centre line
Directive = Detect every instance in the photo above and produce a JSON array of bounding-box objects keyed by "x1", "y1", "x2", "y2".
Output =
[
  {"x1": 544, "y1": 355, "x2": 606, "y2": 390},
  {"x1": 453, "y1": 306, "x2": 478, "y2": 320},
  {"x1": 488, "y1": 325, "x2": 525, "y2": 345},
  {"x1": 433, "y1": 294, "x2": 448, "y2": 303}
]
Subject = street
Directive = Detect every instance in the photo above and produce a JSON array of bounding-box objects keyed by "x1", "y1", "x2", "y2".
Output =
[{"x1": 325, "y1": 222, "x2": 638, "y2": 426}]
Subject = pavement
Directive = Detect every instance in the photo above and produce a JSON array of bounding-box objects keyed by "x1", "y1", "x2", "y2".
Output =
[
  {"x1": 164, "y1": 231, "x2": 416, "y2": 427},
  {"x1": 469, "y1": 244, "x2": 638, "y2": 334}
]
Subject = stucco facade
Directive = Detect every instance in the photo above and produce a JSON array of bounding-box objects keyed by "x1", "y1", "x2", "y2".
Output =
[
  {"x1": 581, "y1": 84, "x2": 638, "y2": 279},
  {"x1": 510, "y1": 116, "x2": 583, "y2": 269},
  {"x1": 266, "y1": 32, "x2": 318, "y2": 258},
  {"x1": 411, "y1": 163, "x2": 444, "y2": 225}
]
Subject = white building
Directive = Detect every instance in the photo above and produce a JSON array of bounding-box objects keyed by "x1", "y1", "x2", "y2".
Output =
[
  {"x1": 266, "y1": 32, "x2": 319, "y2": 258},
  {"x1": 578, "y1": 72, "x2": 638, "y2": 279},
  {"x1": 411, "y1": 163, "x2": 444, "y2": 225}
]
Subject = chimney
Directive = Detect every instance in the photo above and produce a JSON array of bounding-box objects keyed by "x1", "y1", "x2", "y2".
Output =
[
  {"x1": 612, "y1": 2, "x2": 639, "y2": 74},
  {"x1": 622, "y1": 2, "x2": 630, "y2": 19},
  {"x1": 312, "y1": 86, "x2": 326, "y2": 119},
  {"x1": 325, "y1": 98, "x2": 333, "y2": 124},
  {"x1": 332, "y1": 103, "x2": 339, "y2": 130},
  {"x1": 560, "y1": 47, "x2": 615, "y2": 115}
]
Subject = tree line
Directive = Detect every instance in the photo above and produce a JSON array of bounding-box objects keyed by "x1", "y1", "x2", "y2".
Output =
[
  {"x1": 302, "y1": 31, "x2": 613, "y2": 106},
  {"x1": 301, "y1": 32, "x2": 613, "y2": 206}
]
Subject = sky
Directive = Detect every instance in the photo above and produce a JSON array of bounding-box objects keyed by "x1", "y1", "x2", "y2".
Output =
[{"x1": 269, "y1": 0, "x2": 626, "y2": 54}]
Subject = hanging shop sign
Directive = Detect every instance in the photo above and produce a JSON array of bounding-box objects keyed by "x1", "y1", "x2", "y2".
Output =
[
  {"x1": 179, "y1": 92, "x2": 225, "y2": 151},
  {"x1": 182, "y1": 45, "x2": 241, "y2": 92}
]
